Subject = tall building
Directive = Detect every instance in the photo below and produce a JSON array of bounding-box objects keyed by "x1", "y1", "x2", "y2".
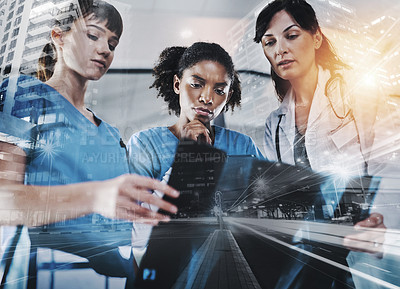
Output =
[
  {"x1": 20, "y1": 0, "x2": 81, "y2": 76},
  {"x1": 0, "y1": 0, "x2": 81, "y2": 139},
  {"x1": 0, "y1": 0, "x2": 84, "y2": 176},
  {"x1": 0, "y1": 0, "x2": 81, "y2": 81},
  {"x1": 0, "y1": 0, "x2": 34, "y2": 81}
]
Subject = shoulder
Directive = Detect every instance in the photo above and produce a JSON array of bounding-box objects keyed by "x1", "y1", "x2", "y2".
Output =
[
  {"x1": 265, "y1": 106, "x2": 283, "y2": 130},
  {"x1": 127, "y1": 126, "x2": 175, "y2": 152},
  {"x1": 215, "y1": 126, "x2": 251, "y2": 140},
  {"x1": 214, "y1": 125, "x2": 255, "y2": 147},
  {"x1": 129, "y1": 127, "x2": 170, "y2": 143},
  {"x1": 1, "y1": 75, "x2": 43, "y2": 92},
  {"x1": 214, "y1": 126, "x2": 264, "y2": 158},
  {"x1": 266, "y1": 107, "x2": 281, "y2": 122}
]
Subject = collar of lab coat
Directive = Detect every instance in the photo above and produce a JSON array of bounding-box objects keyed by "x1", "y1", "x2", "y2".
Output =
[{"x1": 276, "y1": 66, "x2": 332, "y2": 139}]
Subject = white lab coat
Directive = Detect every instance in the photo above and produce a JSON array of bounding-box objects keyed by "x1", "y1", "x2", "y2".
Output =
[
  {"x1": 264, "y1": 67, "x2": 400, "y2": 288},
  {"x1": 264, "y1": 67, "x2": 377, "y2": 176}
]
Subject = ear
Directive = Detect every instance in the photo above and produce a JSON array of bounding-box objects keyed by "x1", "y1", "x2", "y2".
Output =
[
  {"x1": 51, "y1": 27, "x2": 64, "y2": 47},
  {"x1": 173, "y1": 75, "x2": 180, "y2": 94},
  {"x1": 314, "y1": 29, "x2": 322, "y2": 50}
]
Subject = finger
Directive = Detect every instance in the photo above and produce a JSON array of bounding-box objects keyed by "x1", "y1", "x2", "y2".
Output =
[
  {"x1": 205, "y1": 133, "x2": 212, "y2": 144},
  {"x1": 120, "y1": 179, "x2": 178, "y2": 214},
  {"x1": 183, "y1": 129, "x2": 210, "y2": 142},
  {"x1": 134, "y1": 188, "x2": 178, "y2": 214},
  {"x1": 355, "y1": 214, "x2": 384, "y2": 229},
  {"x1": 182, "y1": 122, "x2": 210, "y2": 140},
  {"x1": 343, "y1": 236, "x2": 364, "y2": 252},
  {"x1": 116, "y1": 208, "x2": 160, "y2": 225},
  {"x1": 343, "y1": 230, "x2": 385, "y2": 251},
  {"x1": 369, "y1": 213, "x2": 384, "y2": 226},
  {"x1": 116, "y1": 201, "x2": 170, "y2": 224},
  {"x1": 127, "y1": 174, "x2": 180, "y2": 199},
  {"x1": 127, "y1": 209, "x2": 171, "y2": 224},
  {"x1": 185, "y1": 119, "x2": 211, "y2": 132},
  {"x1": 343, "y1": 236, "x2": 383, "y2": 254}
]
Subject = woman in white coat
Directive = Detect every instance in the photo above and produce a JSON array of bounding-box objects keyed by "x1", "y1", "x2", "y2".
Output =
[
  {"x1": 254, "y1": 0, "x2": 378, "y2": 176},
  {"x1": 253, "y1": 0, "x2": 398, "y2": 288}
]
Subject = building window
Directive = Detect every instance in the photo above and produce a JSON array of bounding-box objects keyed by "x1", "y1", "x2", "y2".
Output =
[
  {"x1": 6, "y1": 51, "x2": 14, "y2": 62},
  {"x1": 0, "y1": 56, "x2": 3, "y2": 66},
  {"x1": 9, "y1": 1, "x2": 16, "y2": 11},
  {"x1": 3, "y1": 64, "x2": 11, "y2": 75},
  {"x1": 16, "y1": 5, "x2": 23, "y2": 14},
  {"x1": 0, "y1": 86, "x2": 5, "y2": 112},
  {"x1": 1, "y1": 33, "x2": 8, "y2": 43},
  {"x1": 18, "y1": 0, "x2": 25, "y2": 4},
  {"x1": 14, "y1": 16, "x2": 21, "y2": 26},
  {"x1": 5, "y1": 21, "x2": 11, "y2": 31},
  {"x1": 0, "y1": 45, "x2": 5, "y2": 54},
  {"x1": 9, "y1": 39, "x2": 16, "y2": 49},
  {"x1": 12, "y1": 27, "x2": 19, "y2": 37},
  {"x1": 7, "y1": 11, "x2": 13, "y2": 21}
]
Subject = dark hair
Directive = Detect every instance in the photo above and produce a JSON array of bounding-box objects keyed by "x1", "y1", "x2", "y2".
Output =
[
  {"x1": 150, "y1": 42, "x2": 241, "y2": 116},
  {"x1": 254, "y1": 0, "x2": 349, "y2": 101},
  {"x1": 37, "y1": 0, "x2": 123, "y2": 82}
]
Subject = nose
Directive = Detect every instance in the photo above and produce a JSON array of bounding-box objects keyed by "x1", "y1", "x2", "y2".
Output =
[
  {"x1": 199, "y1": 86, "x2": 213, "y2": 105},
  {"x1": 276, "y1": 39, "x2": 288, "y2": 56},
  {"x1": 97, "y1": 39, "x2": 111, "y2": 57}
]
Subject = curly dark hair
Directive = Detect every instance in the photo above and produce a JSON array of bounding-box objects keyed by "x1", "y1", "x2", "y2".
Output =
[
  {"x1": 150, "y1": 42, "x2": 241, "y2": 116},
  {"x1": 254, "y1": 0, "x2": 349, "y2": 101}
]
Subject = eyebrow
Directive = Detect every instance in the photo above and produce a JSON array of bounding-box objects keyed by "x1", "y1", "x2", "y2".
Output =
[
  {"x1": 87, "y1": 24, "x2": 119, "y2": 42},
  {"x1": 192, "y1": 75, "x2": 228, "y2": 86},
  {"x1": 263, "y1": 24, "x2": 299, "y2": 37}
]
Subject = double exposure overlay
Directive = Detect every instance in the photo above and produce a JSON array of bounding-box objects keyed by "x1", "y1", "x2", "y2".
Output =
[{"x1": 0, "y1": 0, "x2": 399, "y2": 288}]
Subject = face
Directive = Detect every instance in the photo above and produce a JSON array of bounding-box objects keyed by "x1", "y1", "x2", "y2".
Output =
[
  {"x1": 174, "y1": 60, "x2": 232, "y2": 124},
  {"x1": 57, "y1": 16, "x2": 119, "y2": 80},
  {"x1": 261, "y1": 10, "x2": 321, "y2": 81}
]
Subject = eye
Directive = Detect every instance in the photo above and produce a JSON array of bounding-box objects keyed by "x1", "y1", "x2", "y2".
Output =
[
  {"x1": 87, "y1": 34, "x2": 98, "y2": 41},
  {"x1": 108, "y1": 43, "x2": 116, "y2": 51},
  {"x1": 190, "y1": 83, "x2": 202, "y2": 88},
  {"x1": 287, "y1": 34, "x2": 299, "y2": 40},
  {"x1": 264, "y1": 39, "x2": 275, "y2": 47},
  {"x1": 214, "y1": 88, "x2": 226, "y2": 96}
]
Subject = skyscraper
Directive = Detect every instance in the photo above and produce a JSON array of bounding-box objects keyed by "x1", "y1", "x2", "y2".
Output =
[{"x1": 0, "y1": 0, "x2": 34, "y2": 81}]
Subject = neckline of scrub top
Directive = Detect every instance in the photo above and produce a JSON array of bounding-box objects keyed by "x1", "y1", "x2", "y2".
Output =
[
  {"x1": 165, "y1": 125, "x2": 223, "y2": 142},
  {"x1": 38, "y1": 78, "x2": 104, "y2": 129}
]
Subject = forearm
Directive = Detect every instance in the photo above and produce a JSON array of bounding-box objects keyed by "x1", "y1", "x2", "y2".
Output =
[{"x1": 0, "y1": 181, "x2": 114, "y2": 227}]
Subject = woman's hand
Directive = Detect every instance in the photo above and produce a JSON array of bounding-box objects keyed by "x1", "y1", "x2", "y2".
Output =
[
  {"x1": 343, "y1": 213, "x2": 386, "y2": 255},
  {"x1": 94, "y1": 174, "x2": 180, "y2": 225},
  {"x1": 181, "y1": 120, "x2": 212, "y2": 144},
  {"x1": 0, "y1": 141, "x2": 26, "y2": 185}
]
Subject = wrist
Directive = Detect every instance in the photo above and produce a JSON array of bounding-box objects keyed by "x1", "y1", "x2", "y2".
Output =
[{"x1": 90, "y1": 179, "x2": 118, "y2": 219}]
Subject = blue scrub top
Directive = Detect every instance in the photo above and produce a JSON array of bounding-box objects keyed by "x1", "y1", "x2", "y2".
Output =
[
  {"x1": 1, "y1": 75, "x2": 133, "y2": 288},
  {"x1": 127, "y1": 126, "x2": 264, "y2": 181}
]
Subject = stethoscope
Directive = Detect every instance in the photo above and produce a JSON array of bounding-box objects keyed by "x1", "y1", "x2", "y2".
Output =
[
  {"x1": 274, "y1": 74, "x2": 353, "y2": 163},
  {"x1": 275, "y1": 114, "x2": 284, "y2": 162}
]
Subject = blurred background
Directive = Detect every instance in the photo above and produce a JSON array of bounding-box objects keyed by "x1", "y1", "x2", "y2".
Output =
[
  {"x1": 1, "y1": 1, "x2": 400, "y2": 288},
  {"x1": 1, "y1": 0, "x2": 400, "y2": 151},
  {"x1": 90, "y1": 0, "x2": 400, "y2": 152}
]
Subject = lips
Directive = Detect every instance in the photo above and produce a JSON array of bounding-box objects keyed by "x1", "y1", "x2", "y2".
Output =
[
  {"x1": 193, "y1": 107, "x2": 213, "y2": 116},
  {"x1": 277, "y1": 59, "x2": 294, "y2": 66},
  {"x1": 91, "y1": 59, "x2": 106, "y2": 68}
]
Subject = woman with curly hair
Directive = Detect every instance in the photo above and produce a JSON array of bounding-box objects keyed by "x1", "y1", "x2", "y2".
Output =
[
  {"x1": 126, "y1": 42, "x2": 264, "y2": 253},
  {"x1": 127, "y1": 42, "x2": 263, "y2": 182}
]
